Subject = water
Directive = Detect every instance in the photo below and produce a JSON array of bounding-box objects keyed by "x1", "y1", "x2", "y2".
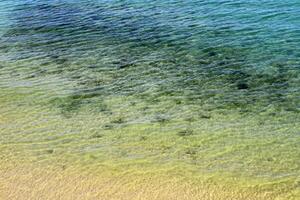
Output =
[{"x1": 0, "y1": 0, "x2": 299, "y2": 197}]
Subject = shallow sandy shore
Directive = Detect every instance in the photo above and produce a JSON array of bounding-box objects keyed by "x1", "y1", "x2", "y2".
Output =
[
  {"x1": 0, "y1": 90, "x2": 299, "y2": 200},
  {"x1": 1, "y1": 159, "x2": 297, "y2": 200}
]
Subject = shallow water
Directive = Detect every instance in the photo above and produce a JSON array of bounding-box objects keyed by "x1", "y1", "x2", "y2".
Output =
[{"x1": 0, "y1": 0, "x2": 299, "y2": 197}]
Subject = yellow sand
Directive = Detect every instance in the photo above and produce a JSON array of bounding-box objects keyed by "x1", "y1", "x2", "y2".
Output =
[{"x1": 0, "y1": 160, "x2": 287, "y2": 200}]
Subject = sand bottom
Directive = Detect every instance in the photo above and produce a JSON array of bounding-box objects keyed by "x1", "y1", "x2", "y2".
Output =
[
  {"x1": 0, "y1": 89, "x2": 299, "y2": 200},
  {"x1": 1, "y1": 159, "x2": 298, "y2": 200}
]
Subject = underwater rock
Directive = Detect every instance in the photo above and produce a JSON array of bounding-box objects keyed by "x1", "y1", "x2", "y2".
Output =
[
  {"x1": 90, "y1": 133, "x2": 103, "y2": 138},
  {"x1": 177, "y1": 129, "x2": 194, "y2": 137},
  {"x1": 218, "y1": 60, "x2": 229, "y2": 66},
  {"x1": 103, "y1": 124, "x2": 114, "y2": 130},
  {"x1": 118, "y1": 62, "x2": 135, "y2": 69},
  {"x1": 91, "y1": 15, "x2": 101, "y2": 21},
  {"x1": 50, "y1": 55, "x2": 60, "y2": 59},
  {"x1": 208, "y1": 51, "x2": 217, "y2": 57},
  {"x1": 46, "y1": 149, "x2": 54, "y2": 154},
  {"x1": 174, "y1": 99, "x2": 182, "y2": 104},
  {"x1": 139, "y1": 136, "x2": 147, "y2": 141},
  {"x1": 237, "y1": 82, "x2": 249, "y2": 90},
  {"x1": 199, "y1": 113, "x2": 211, "y2": 119},
  {"x1": 55, "y1": 58, "x2": 68, "y2": 65},
  {"x1": 25, "y1": 74, "x2": 36, "y2": 79}
]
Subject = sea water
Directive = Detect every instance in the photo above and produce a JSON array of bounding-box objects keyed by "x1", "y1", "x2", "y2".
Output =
[{"x1": 0, "y1": 0, "x2": 299, "y2": 197}]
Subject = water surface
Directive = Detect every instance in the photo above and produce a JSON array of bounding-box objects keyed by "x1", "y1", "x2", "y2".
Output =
[{"x1": 0, "y1": 0, "x2": 299, "y2": 198}]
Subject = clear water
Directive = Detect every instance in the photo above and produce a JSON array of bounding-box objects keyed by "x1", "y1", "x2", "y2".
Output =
[{"x1": 0, "y1": 0, "x2": 299, "y2": 195}]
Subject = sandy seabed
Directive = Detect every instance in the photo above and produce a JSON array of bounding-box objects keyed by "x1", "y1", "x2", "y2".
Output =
[{"x1": 1, "y1": 159, "x2": 298, "y2": 200}]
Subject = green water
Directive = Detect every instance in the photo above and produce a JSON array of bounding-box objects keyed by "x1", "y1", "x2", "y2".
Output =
[{"x1": 0, "y1": 0, "x2": 299, "y2": 197}]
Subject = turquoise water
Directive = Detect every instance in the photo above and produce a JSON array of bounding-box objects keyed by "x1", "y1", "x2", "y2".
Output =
[
  {"x1": 0, "y1": 0, "x2": 299, "y2": 195},
  {"x1": 1, "y1": 0, "x2": 299, "y2": 111}
]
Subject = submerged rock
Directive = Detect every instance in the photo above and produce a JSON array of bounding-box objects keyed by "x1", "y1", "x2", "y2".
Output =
[
  {"x1": 237, "y1": 82, "x2": 249, "y2": 90},
  {"x1": 177, "y1": 129, "x2": 194, "y2": 137},
  {"x1": 208, "y1": 51, "x2": 217, "y2": 57}
]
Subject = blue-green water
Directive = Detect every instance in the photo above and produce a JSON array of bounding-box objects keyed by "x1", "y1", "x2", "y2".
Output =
[
  {"x1": 1, "y1": 0, "x2": 299, "y2": 112},
  {"x1": 0, "y1": 0, "x2": 299, "y2": 197}
]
